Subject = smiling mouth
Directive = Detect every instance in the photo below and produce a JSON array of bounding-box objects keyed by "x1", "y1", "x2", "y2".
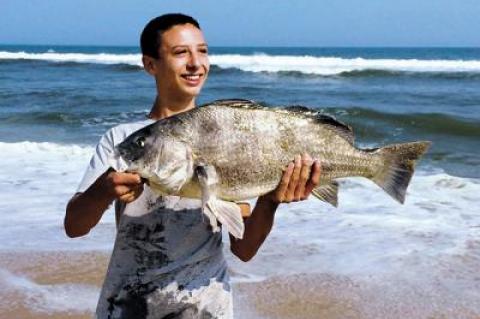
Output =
[{"x1": 181, "y1": 74, "x2": 203, "y2": 82}]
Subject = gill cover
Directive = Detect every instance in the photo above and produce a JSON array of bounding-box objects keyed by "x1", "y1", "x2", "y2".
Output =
[{"x1": 150, "y1": 139, "x2": 194, "y2": 195}]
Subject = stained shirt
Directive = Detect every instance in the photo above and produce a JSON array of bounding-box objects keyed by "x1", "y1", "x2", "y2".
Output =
[{"x1": 77, "y1": 119, "x2": 233, "y2": 319}]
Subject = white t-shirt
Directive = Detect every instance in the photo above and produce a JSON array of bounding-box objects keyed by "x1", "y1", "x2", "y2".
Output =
[{"x1": 77, "y1": 119, "x2": 233, "y2": 319}]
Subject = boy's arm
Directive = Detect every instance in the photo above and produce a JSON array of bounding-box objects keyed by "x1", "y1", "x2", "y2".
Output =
[
  {"x1": 230, "y1": 154, "x2": 321, "y2": 261},
  {"x1": 64, "y1": 170, "x2": 143, "y2": 238}
]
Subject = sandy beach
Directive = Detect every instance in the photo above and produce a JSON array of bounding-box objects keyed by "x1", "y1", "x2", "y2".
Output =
[
  {"x1": 1, "y1": 249, "x2": 479, "y2": 319},
  {"x1": 0, "y1": 251, "x2": 107, "y2": 319}
]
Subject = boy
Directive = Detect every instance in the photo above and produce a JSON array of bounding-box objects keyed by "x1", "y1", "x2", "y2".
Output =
[{"x1": 65, "y1": 13, "x2": 320, "y2": 319}]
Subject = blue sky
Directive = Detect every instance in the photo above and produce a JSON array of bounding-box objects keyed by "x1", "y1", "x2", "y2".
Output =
[{"x1": 1, "y1": 0, "x2": 479, "y2": 47}]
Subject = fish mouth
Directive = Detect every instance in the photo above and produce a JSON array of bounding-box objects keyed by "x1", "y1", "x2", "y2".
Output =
[
  {"x1": 111, "y1": 147, "x2": 131, "y2": 172},
  {"x1": 115, "y1": 140, "x2": 145, "y2": 162}
]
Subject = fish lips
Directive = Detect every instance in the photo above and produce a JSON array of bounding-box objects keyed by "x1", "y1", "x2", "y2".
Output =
[{"x1": 111, "y1": 145, "x2": 131, "y2": 172}]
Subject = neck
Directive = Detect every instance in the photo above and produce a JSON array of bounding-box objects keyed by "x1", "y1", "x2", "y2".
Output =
[{"x1": 148, "y1": 95, "x2": 196, "y2": 120}]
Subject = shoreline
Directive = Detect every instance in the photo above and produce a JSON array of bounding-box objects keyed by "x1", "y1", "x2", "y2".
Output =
[
  {"x1": 0, "y1": 251, "x2": 107, "y2": 319},
  {"x1": 1, "y1": 250, "x2": 479, "y2": 319}
]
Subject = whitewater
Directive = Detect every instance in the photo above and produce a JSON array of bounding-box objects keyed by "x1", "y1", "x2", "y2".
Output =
[{"x1": 2, "y1": 50, "x2": 480, "y2": 75}]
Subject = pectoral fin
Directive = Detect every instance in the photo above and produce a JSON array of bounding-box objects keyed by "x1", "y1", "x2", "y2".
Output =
[
  {"x1": 206, "y1": 199, "x2": 244, "y2": 239},
  {"x1": 311, "y1": 181, "x2": 339, "y2": 207},
  {"x1": 147, "y1": 181, "x2": 167, "y2": 196},
  {"x1": 196, "y1": 164, "x2": 245, "y2": 239}
]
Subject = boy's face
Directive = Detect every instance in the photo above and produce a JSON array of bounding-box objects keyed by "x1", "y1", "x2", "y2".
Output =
[{"x1": 148, "y1": 23, "x2": 209, "y2": 100}]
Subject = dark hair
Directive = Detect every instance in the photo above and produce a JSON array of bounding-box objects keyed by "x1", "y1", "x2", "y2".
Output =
[{"x1": 140, "y1": 13, "x2": 201, "y2": 59}]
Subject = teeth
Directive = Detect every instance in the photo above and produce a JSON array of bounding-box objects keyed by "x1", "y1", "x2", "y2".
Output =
[{"x1": 184, "y1": 75, "x2": 200, "y2": 80}]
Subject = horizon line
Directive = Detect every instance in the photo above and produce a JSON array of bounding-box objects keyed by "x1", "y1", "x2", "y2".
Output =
[{"x1": 1, "y1": 43, "x2": 479, "y2": 49}]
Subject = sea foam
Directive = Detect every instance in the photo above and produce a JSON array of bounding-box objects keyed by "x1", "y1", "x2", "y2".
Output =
[
  {"x1": 1, "y1": 140, "x2": 479, "y2": 264},
  {"x1": 227, "y1": 170, "x2": 480, "y2": 280},
  {"x1": 210, "y1": 54, "x2": 480, "y2": 75},
  {"x1": 0, "y1": 51, "x2": 141, "y2": 66},
  {"x1": 1, "y1": 51, "x2": 480, "y2": 75},
  {"x1": 0, "y1": 268, "x2": 98, "y2": 313},
  {"x1": 0, "y1": 141, "x2": 116, "y2": 251}
]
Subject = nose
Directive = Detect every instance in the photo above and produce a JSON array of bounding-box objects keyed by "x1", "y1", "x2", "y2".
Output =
[{"x1": 187, "y1": 51, "x2": 200, "y2": 70}]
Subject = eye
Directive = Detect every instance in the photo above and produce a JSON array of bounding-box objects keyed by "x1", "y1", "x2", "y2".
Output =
[
  {"x1": 135, "y1": 136, "x2": 145, "y2": 148},
  {"x1": 174, "y1": 49, "x2": 187, "y2": 55}
]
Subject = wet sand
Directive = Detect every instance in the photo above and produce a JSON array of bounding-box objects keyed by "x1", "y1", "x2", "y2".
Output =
[
  {"x1": 1, "y1": 250, "x2": 479, "y2": 319},
  {"x1": 234, "y1": 274, "x2": 480, "y2": 319},
  {"x1": 0, "y1": 251, "x2": 107, "y2": 319}
]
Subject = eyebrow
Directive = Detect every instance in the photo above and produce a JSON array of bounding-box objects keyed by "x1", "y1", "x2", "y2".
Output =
[{"x1": 171, "y1": 43, "x2": 208, "y2": 49}]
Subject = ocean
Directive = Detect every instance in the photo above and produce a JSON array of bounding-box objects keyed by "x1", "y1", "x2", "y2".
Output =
[{"x1": 0, "y1": 45, "x2": 479, "y2": 318}]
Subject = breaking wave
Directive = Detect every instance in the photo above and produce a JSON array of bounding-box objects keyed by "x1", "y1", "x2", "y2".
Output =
[
  {"x1": 209, "y1": 54, "x2": 480, "y2": 75},
  {"x1": 2, "y1": 51, "x2": 480, "y2": 76},
  {"x1": 326, "y1": 107, "x2": 480, "y2": 138},
  {"x1": 0, "y1": 51, "x2": 141, "y2": 66},
  {"x1": 0, "y1": 109, "x2": 149, "y2": 126},
  {"x1": 1, "y1": 106, "x2": 478, "y2": 141},
  {"x1": 0, "y1": 141, "x2": 94, "y2": 157},
  {"x1": 1, "y1": 104, "x2": 478, "y2": 140}
]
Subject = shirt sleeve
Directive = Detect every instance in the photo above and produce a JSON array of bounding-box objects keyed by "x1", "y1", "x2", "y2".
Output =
[
  {"x1": 75, "y1": 120, "x2": 152, "y2": 193},
  {"x1": 76, "y1": 129, "x2": 117, "y2": 193}
]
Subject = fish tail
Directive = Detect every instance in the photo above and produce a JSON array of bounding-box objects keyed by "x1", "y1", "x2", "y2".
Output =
[{"x1": 367, "y1": 141, "x2": 431, "y2": 204}]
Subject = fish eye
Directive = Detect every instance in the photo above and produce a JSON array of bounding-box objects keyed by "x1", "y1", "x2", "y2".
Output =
[{"x1": 135, "y1": 136, "x2": 145, "y2": 148}]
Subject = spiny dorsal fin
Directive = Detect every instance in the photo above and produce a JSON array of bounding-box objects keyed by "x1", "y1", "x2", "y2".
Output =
[
  {"x1": 206, "y1": 99, "x2": 266, "y2": 110},
  {"x1": 311, "y1": 181, "x2": 339, "y2": 207},
  {"x1": 283, "y1": 105, "x2": 354, "y2": 145},
  {"x1": 204, "y1": 100, "x2": 354, "y2": 144},
  {"x1": 284, "y1": 105, "x2": 313, "y2": 113},
  {"x1": 315, "y1": 114, "x2": 354, "y2": 145}
]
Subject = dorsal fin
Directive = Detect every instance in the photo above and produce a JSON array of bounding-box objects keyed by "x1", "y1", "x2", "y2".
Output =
[
  {"x1": 205, "y1": 99, "x2": 266, "y2": 110},
  {"x1": 283, "y1": 105, "x2": 354, "y2": 145},
  {"x1": 317, "y1": 114, "x2": 355, "y2": 145},
  {"x1": 285, "y1": 105, "x2": 313, "y2": 113},
  {"x1": 204, "y1": 100, "x2": 355, "y2": 145}
]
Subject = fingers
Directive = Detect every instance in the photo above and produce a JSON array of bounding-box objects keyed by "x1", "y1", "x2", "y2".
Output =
[
  {"x1": 304, "y1": 160, "x2": 322, "y2": 195},
  {"x1": 114, "y1": 184, "x2": 141, "y2": 196},
  {"x1": 105, "y1": 171, "x2": 144, "y2": 202},
  {"x1": 118, "y1": 184, "x2": 144, "y2": 203},
  {"x1": 294, "y1": 154, "x2": 313, "y2": 200},
  {"x1": 285, "y1": 155, "x2": 302, "y2": 202},
  {"x1": 274, "y1": 162, "x2": 294, "y2": 202},
  {"x1": 119, "y1": 191, "x2": 135, "y2": 203},
  {"x1": 273, "y1": 154, "x2": 321, "y2": 204},
  {"x1": 110, "y1": 172, "x2": 142, "y2": 186}
]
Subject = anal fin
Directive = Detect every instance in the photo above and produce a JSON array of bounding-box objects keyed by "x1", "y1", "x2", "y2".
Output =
[{"x1": 311, "y1": 181, "x2": 339, "y2": 207}]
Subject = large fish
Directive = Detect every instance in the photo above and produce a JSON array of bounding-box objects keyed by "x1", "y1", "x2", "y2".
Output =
[{"x1": 115, "y1": 99, "x2": 430, "y2": 239}]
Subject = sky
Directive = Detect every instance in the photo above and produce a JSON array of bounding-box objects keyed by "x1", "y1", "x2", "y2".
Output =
[{"x1": 0, "y1": 0, "x2": 479, "y2": 47}]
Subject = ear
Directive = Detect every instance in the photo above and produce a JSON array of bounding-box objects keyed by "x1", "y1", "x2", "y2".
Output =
[{"x1": 142, "y1": 56, "x2": 157, "y2": 76}]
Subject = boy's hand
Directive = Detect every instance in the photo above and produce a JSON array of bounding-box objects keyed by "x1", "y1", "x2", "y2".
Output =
[
  {"x1": 262, "y1": 153, "x2": 321, "y2": 204},
  {"x1": 103, "y1": 170, "x2": 144, "y2": 203}
]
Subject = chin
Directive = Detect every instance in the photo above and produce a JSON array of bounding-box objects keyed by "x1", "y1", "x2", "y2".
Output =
[{"x1": 182, "y1": 87, "x2": 203, "y2": 97}]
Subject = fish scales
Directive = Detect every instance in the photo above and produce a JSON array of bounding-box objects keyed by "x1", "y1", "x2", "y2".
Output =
[
  {"x1": 116, "y1": 98, "x2": 430, "y2": 208},
  {"x1": 168, "y1": 103, "x2": 382, "y2": 200}
]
